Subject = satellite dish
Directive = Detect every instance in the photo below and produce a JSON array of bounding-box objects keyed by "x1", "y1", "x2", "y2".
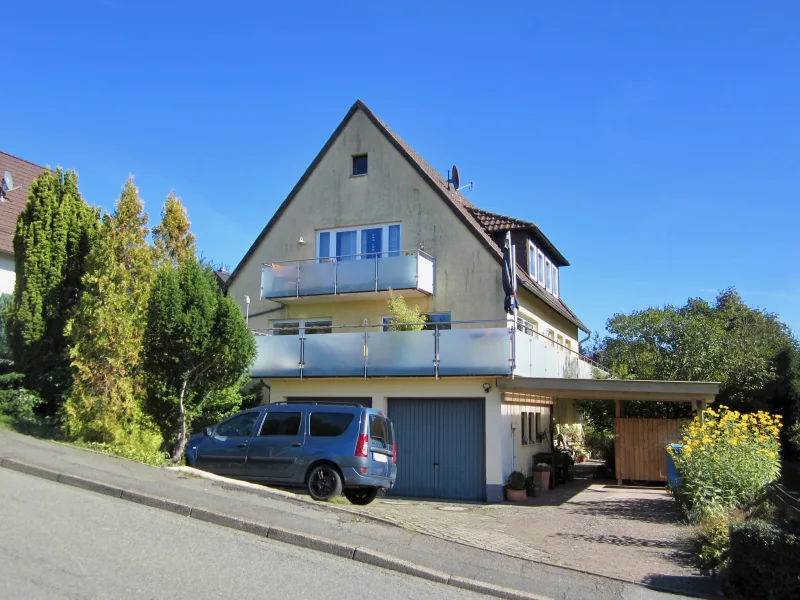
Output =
[
  {"x1": 451, "y1": 165, "x2": 460, "y2": 190},
  {"x1": 2, "y1": 172, "x2": 11, "y2": 190}
]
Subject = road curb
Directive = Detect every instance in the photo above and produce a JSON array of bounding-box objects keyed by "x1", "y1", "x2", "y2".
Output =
[
  {"x1": 57, "y1": 472, "x2": 124, "y2": 498},
  {"x1": 448, "y1": 575, "x2": 550, "y2": 600},
  {"x1": 121, "y1": 490, "x2": 192, "y2": 516},
  {"x1": 1, "y1": 457, "x2": 61, "y2": 481},
  {"x1": 269, "y1": 526, "x2": 356, "y2": 560},
  {"x1": 353, "y1": 547, "x2": 450, "y2": 584},
  {"x1": 189, "y1": 507, "x2": 271, "y2": 537}
]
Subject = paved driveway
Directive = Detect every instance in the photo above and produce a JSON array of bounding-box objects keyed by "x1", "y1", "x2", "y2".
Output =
[{"x1": 340, "y1": 479, "x2": 709, "y2": 593}]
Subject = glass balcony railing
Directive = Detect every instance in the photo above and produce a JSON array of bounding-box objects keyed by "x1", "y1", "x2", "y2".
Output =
[
  {"x1": 260, "y1": 250, "x2": 435, "y2": 299},
  {"x1": 250, "y1": 320, "x2": 605, "y2": 380}
]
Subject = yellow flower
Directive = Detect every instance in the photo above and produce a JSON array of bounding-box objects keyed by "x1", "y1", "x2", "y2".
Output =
[{"x1": 730, "y1": 438, "x2": 738, "y2": 446}]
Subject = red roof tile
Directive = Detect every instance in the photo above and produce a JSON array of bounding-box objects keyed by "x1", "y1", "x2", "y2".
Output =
[{"x1": 0, "y1": 152, "x2": 49, "y2": 254}]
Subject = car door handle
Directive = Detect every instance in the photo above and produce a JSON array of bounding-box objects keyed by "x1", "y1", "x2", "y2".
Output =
[
  {"x1": 291, "y1": 443, "x2": 302, "y2": 447},
  {"x1": 237, "y1": 443, "x2": 248, "y2": 448}
]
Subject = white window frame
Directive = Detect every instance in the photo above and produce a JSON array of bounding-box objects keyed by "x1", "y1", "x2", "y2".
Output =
[
  {"x1": 270, "y1": 318, "x2": 332, "y2": 336},
  {"x1": 529, "y1": 240, "x2": 560, "y2": 299},
  {"x1": 552, "y1": 266, "x2": 559, "y2": 299},
  {"x1": 545, "y1": 258, "x2": 553, "y2": 293},
  {"x1": 316, "y1": 222, "x2": 401, "y2": 261},
  {"x1": 528, "y1": 241, "x2": 538, "y2": 281}
]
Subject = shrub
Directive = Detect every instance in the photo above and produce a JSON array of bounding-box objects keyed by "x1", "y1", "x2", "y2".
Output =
[
  {"x1": 584, "y1": 425, "x2": 614, "y2": 460},
  {"x1": 723, "y1": 519, "x2": 800, "y2": 600},
  {"x1": 669, "y1": 405, "x2": 782, "y2": 519},
  {"x1": 525, "y1": 475, "x2": 540, "y2": 496},
  {"x1": 695, "y1": 507, "x2": 746, "y2": 569},
  {"x1": 0, "y1": 387, "x2": 45, "y2": 435},
  {"x1": 507, "y1": 470, "x2": 526, "y2": 491}
]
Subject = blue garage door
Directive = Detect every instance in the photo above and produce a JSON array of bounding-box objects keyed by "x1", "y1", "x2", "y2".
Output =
[{"x1": 388, "y1": 398, "x2": 485, "y2": 501}]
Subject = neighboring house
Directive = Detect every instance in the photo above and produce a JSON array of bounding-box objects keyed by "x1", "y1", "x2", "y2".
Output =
[
  {"x1": 226, "y1": 100, "x2": 718, "y2": 501},
  {"x1": 0, "y1": 152, "x2": 48, "y2": 296}
]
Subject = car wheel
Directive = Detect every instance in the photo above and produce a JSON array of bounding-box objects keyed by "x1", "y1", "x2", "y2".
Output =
[
  {"x1": 307, "y1": 465, "x2": 343, "y2": 501},
  {"x1": 343, "y1": 488, "x2": 379, "y2": 506}
]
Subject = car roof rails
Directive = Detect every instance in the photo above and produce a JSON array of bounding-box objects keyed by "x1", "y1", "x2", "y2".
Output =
[{"x1": 271, "y1": 401, "x2": 365, "y2": 407}]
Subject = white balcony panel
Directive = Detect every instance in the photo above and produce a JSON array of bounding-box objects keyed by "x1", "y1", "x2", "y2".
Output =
[
  {"x1": 298, "y1": 262, "x2": 335, "y2": 296},
  {"x1": 377, "y1": 255, "x2": 418, "y2": 292},
  {"x1": 336, "y1": 260, "x2": 376, "y2": 294},
  {"x1": 417, "y1": 256, "x2": 434, "y2": 294},
  {"x1": 367, "y1": 330, "x2": 436, "y2": 377},
  {"x1": 261, "y1": 264, "x2": 298, "y2": 298},
  {"x1": 252, "y1": 335, "x2": 301, "y2": 378},
  {"x1": 302, "y1": 333, "x2": 365, "y2": 378},
  {"x1": 438, "y1": 328, "x2": 511, "y2": 376}
]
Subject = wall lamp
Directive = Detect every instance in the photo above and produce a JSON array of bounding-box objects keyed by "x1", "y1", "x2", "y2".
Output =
[{"x1": 482, "y1": 383, "x2": 491, "y2": 393}]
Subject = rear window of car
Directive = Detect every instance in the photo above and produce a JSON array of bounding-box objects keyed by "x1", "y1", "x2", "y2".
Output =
[
  {"x1": 369, "y1": 415, "x2": 393, "y2": 444},
  {"x1": 309, "y1": 412, "x2": 354, "y2": 437},
  {"x1": 259, "y1": 412, "x2": 302, "y2": 436}
]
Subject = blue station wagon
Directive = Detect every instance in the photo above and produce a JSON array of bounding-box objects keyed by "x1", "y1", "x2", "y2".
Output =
[{"x1": 185, "y1": 403, "x2": 396, "y2": 505}]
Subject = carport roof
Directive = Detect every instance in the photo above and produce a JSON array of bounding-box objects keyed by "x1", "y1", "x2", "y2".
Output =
[{"x1": 497, "y1": 377, "x2": 719, "y2": 403}]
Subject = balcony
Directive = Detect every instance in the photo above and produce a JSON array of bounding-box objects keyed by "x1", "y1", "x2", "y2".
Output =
[
  {"x1": 250, "y1": 320, "x2": 604, "y2": 380},
  {"x1": 260, "y1": 250, "x2": 435, "y2": 301}
]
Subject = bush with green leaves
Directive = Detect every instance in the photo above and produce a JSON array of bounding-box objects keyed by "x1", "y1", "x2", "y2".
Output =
[
  {"x1": 506, "y1": 471, "x2": 526, "y2": 491},
  {"x1": 0, "y1": 387, "x2": 45, "y2": 435},
  {"x1": 723, "y1": 519, "x2": 800, "y2": 599},
  {"x1": 669, "y1": 405, "x2": 782, "y2": 519}
]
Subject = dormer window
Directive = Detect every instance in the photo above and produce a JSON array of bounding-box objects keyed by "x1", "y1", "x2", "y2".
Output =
[
  {"x1": 528, "y1": 240, "x2": 559, "y2": 299},
  {"x1": 352, "y1": 154, "x2": 368, "y2": 176}
]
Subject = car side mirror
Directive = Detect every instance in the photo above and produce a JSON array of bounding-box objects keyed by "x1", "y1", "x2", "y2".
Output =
[{"x1": 204, "y1": 427, "x2": 213, "y2": 437}]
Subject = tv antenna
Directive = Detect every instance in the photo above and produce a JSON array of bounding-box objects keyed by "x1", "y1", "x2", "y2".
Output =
[
  {"x1": 0, "y1": 171, "x2": 20, "y2": 203},
  {"x1": 447, "y1": 165, "x2": 474, "y2": 192}
]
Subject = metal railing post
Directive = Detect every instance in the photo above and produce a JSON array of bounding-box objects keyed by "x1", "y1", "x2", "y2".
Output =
[
  {"x1": 363, "y1": 319, "x2": 369, "y2": 379},
  {"x1": 299, "y1": 333, "x2": 305, "y2": 381},
  {"x1": 374, "y1": 255, "x2": 379, "y2": 292},
  {"x1": 333, "y1": 259, "x2": 338, "y2": 295},
  {"x1": 510, "y1": 323, "x2": 516, "y2": 377},
  {"x1": 433, "y1": 324, "x2": 440, "y2": 380},
  {"x1": 295, "y1": 262, "x2": 300, "y2": 297},
  {"x1": 415, "y1": 249, "x2": 419, "y2": 291}
]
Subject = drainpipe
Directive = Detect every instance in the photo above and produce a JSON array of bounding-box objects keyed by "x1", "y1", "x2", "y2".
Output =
[
  {"x1": 245, "y1": 296, "x2": 250, "y2": 326},
  {"x1": 510, "y1": 421, "x2": 517, "y2": 472}
]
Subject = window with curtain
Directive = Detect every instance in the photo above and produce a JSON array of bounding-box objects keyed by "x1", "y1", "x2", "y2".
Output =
[{"x1": 316, "y1": 223, "x2": 402, "y2": 261}]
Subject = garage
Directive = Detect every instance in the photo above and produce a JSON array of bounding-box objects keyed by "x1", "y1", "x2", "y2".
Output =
[{"x1": 388, "y1": 398, "x2": 486, "y2": 501}]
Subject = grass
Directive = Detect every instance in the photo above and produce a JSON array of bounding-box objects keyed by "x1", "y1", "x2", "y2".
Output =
[{"x1": 328, "y1": 495, "x2": 352, "y2": 505}]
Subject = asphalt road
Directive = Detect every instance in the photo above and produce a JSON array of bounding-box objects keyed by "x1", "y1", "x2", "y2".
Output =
[{"x1": 0, "y1": 469, "x2": 487, "y2": 600}]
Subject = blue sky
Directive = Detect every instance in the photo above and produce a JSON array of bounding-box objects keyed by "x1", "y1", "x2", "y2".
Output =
[{"x1": 3, "y1": 2, "x2": 799, "y2": 337}]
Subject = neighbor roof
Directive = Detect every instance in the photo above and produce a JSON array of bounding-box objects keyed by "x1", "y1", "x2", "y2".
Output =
[
  {"x1": 228, "y1": 100, "x2": 589, "y2": 333},
  {"x1": 0, "y1": 152, "x2": 49, "y2": 255}
]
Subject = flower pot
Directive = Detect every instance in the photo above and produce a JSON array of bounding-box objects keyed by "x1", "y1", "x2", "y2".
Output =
[
  {"x1": 506, "y1": 488, "x2": 527, "y2": 502},
  {"x1": 535, "y1": 470, "x2": 550, "y2": 491}
]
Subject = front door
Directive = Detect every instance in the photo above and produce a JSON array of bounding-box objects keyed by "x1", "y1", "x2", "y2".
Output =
[
  {"x1": 194, "y1": 411, "x2": 261, "y2": 476},
  {"x1": 245, "y1": 410, "x2": 305, "y2": 480}
]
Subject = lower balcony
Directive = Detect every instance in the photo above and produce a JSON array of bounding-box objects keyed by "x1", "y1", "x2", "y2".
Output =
[
  {"x1": 260, "y1": 250, "x2": 435, "y2": 301},
  {"x1": 250, "y1": 321, "x2": 603, "y2": 380}
]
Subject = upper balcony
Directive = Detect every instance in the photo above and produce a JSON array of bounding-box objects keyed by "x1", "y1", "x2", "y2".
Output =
[
  {"x1": 260, "y1": 249, "x2": 435, "y2": 302},
  {"x1": 250, "y1": 319, "x2": 606, "y2": 380}
]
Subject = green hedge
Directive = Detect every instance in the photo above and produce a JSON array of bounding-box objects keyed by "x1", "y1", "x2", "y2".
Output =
[{"x1": 724, "y1": 519, "x2": 800, "y2": 600}]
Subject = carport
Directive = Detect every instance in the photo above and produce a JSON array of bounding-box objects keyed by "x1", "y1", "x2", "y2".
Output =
[{"x1": 497, "y1": 377, "x2": 720, "y2": 485}]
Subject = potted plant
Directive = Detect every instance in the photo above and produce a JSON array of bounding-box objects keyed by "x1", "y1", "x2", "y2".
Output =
[
  {"x1": 534, "y1": 463, "x2": 552, "y2": 491},
  {"x1": 525, "y1": 475, "x2": 541, "y2": 497},
  {"x1": 505, "y1": 471, "x2": 527, "y2": 502}
]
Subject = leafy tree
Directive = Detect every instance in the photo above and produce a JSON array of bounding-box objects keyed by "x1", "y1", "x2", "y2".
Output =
[
  {"x1": 385, "y1": 291, "x2": 425, "y2": 331},
  {"x1": 142, "y1": 259, "x2": 256, "y2": 462},
  {"x1": 152, "y1": 192, "x2": 196, "y2": 268},
  {"x1": 7, "y1": 169, "x2": 98, "y2": 414},
  {"x1": 63, "y1": 177, "x2": 158, "y2": 448},
  {"x1": 578, "y1": 289, "x2": 800, "y2": 447}
]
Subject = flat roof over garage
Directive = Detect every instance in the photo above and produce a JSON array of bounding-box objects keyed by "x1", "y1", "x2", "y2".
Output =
[{"x1": 497, "y1": 377, "x2": 720, "y2": 403}]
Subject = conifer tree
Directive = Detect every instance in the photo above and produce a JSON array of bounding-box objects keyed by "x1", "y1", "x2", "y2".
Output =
[
  {"x1": 152, "y1": 191, "x2": 196, "y2": 267},
  {"x1": 64, "y1": 177, "x2": 158, "y2": 446},
  {"x1": 8, "y1": 169, "x2": 98, "y2": 413}
]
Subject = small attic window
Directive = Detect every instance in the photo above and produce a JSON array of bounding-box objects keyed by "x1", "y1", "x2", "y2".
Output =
[{"x1": 352, "y1": 154, "x2": 368, "y2": 176}]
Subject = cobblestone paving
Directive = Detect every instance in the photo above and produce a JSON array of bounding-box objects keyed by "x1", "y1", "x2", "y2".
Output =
[{"x1": 340, "y1": 480, "x2": 702, "y2": 585}]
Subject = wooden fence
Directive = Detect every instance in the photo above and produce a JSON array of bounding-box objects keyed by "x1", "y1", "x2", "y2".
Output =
[{"x1": 615, "y1": 418, "x2": 686, "y2": 483}]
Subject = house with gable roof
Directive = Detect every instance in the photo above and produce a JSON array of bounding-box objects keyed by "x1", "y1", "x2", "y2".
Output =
[{"x1": 226, "y1": 100, "x2": 718, "y2": 501}]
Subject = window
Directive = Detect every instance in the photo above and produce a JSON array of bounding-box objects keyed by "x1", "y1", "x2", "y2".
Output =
[
  {"x1": 216, "y1": 412, "x2": 260, "y2": 438},
  {"x1": 516, "y1": 316, "x2": 539, "y2": 336},
  {"x1": 259, "y1": 412, "x2": 302, "y2": 436},
  {"x1": 528, "y1": 243, "x2": 538, "y2": 280},
  {"x1": 552, "y1": 267, "x2": 559, "y2": 298},
  {"x1": 537, "y1": 252, "x2": 545, "y2": 285},
  {"x1": 270, "y1": 319, "x2": 332, "y2": 335},
  {"x1": 521, "y1": 412, "x2": 528, "y2": 445},
  {"x1": 382, "y1": 312, "x2": 451, "y2": 332},
  {"x1": 533, "y1": 413, "x2": 540, "y2": 441},
  {"x1": 565, "y1": 339, "x2": 572, "y2": 352},
  {"x1": 547, "y1": 329, "x2": 555, "y2": 347},
  {"x1": 557, "y1": 334, "x2": 564, "y2": 347},
  {"x1": 545, "y1": 259, "x2": 552, "y2": 292},
  {"x1": 317, "y1": 223, "x2": 401, "y2": 261},
  {"x1": 369, "y1": 415, "x2": 393, "y2": 445},
  {"x1": 309, "y1": 413, "x2": 354, "y2": 437},
  {"x1": 352, "y1": 154, "x2": 368, "y2": 176}
]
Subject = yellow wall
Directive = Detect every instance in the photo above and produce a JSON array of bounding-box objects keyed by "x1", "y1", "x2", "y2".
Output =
[{"x1": 516, "y1": 284, "x2": 580, "y2": 352}]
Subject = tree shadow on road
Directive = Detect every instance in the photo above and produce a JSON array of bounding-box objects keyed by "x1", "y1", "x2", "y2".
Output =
[{"x1": 565, "y1": 497, "x2": 683, "y2": 525}]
